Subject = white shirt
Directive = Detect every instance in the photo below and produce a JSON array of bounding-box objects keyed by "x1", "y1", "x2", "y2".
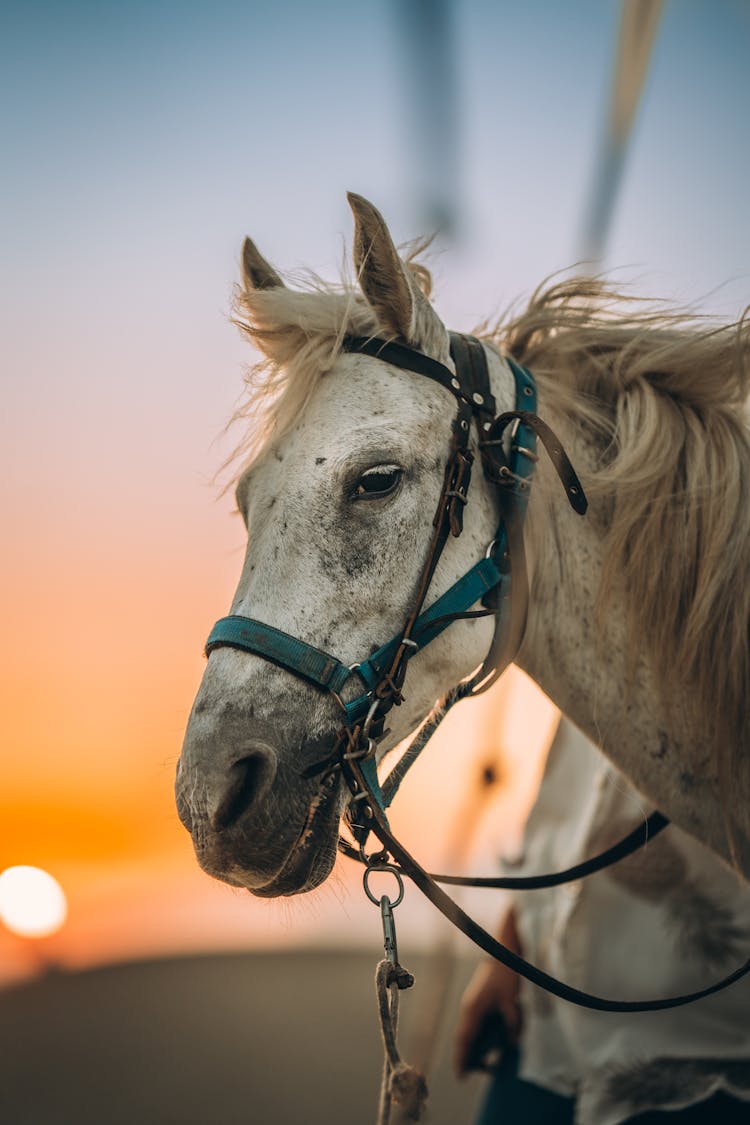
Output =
[{"x1": 512, "y1": 720, "x2": 750, "y2": 1125}]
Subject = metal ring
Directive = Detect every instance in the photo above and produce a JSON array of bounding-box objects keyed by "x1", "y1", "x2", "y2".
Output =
[
  {"x1": 485, "y1": 538, "x2": 498, "y2": 558},
  {"x1": 363, "y1": 864, "x2": 405, "y2": 908}
]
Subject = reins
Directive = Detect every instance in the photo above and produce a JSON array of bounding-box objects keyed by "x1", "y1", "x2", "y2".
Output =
[
  {"x1": 337, "y1": 808, "x2": 671, "y2": 889},
  {"x1": 205, "y1": 331, "x2": 750, "y2": 1017},
  {"x1": 345, "y1": 754, "x2": 750, "y2": 1015}
]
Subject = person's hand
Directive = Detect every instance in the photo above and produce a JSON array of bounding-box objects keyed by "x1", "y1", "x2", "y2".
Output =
[{"x1": 454, "y1": 906, "x2": 522, "y2": 1078}]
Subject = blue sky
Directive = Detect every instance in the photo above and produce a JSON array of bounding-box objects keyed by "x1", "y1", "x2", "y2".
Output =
[{"x1": 3, "y1": 1, "x2": 748, "y2": 306}]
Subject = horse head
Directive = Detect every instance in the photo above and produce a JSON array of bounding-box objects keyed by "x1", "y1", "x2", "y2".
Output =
[{"x1": 176, "y1": 194, "x2": 514, "y2": 896}]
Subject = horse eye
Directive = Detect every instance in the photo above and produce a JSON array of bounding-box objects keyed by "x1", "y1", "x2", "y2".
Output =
[{"x1": 351, "y1": 464, "x2": 403, "y2": 500}]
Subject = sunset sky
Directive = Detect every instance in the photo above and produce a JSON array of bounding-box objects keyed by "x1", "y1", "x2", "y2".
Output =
[{"x1": 2, "y1": 0, "x2": 749, "y2": 979}]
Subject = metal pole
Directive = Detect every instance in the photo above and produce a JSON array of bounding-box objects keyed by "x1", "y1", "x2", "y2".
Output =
[
  {"x1": 580, "y1": 0, "x2": 663, "y2": 264},
  {"x1": 394, "y1": 0, "x2": 460, "y2": 237}
]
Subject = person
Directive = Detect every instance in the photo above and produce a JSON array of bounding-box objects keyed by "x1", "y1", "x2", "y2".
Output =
[{"x1": 454, "y1": 720, "x2": 750, "y2": 1124}]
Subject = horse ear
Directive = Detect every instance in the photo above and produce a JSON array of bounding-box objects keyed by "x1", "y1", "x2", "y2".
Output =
[
  {"x1": 242, "y1": 236, "x2": 285, "y2": 291},
  {"x1": 347, "y1": 192, "x2": 449, "y2": 362}
]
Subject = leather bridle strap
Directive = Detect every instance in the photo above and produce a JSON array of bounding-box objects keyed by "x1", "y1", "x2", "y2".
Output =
[
  {"x1": 344, "y1": 758, "x2": 750, "y2": 1012},
  {"x1": 342, "y1": 335, "x2": 496, "y2": 418},
  {"x1": 465, "y1": 406, "x2": 588, "y2": 694},
  {"x1": 328, "y1": 333, "x2": 496, "y2": 738},
  {"x1": 339, "y1": 335, "x2": 542, "y2": 812}
]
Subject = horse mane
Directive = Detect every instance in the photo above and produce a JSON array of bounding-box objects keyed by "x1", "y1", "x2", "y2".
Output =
[
  {"x1": 231, "y1": 258, "x2": 750, "y2": 851},
  {"x1": 488, "y1": 278, "x2": 750, "y2": 849}
]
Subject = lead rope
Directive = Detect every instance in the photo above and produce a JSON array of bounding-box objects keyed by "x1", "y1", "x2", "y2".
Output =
[
  {"x1": 375, "y1": 963, "x2": 427, "y2": 1124},
  {"x1": 365, "y1": 866, "x2": 428, "y2": 1124}
]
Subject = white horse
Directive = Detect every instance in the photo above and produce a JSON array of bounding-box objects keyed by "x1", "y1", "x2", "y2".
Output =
[{"x1": 176, "y1": 193, "x2": 750, "y2": 897}]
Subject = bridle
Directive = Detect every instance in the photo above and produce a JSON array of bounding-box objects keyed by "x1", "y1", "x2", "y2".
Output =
[
  {"x1": 205, "y1": 332, "x2": 750, "y2": 1012},
  {"x1": 208, "y1": 332, "x2": 584, "y2": 788}
]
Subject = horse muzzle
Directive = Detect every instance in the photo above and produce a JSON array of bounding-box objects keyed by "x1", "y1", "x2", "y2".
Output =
[{"x1": 176, "y1": 710, "x2": 344, "y2": 895}]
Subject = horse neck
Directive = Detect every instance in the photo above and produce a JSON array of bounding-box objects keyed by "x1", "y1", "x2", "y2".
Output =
[{"x1": 506, "y1": 385, "x2": 737, "y2": 874}]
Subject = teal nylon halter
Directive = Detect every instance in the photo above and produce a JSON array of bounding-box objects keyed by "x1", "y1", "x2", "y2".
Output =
[
  {"x1": 205, "y1": 340, "x2": 537, "y2": 753},
  {"x1": 206, "y1": 553, "x2": 504, "y2": 725}
]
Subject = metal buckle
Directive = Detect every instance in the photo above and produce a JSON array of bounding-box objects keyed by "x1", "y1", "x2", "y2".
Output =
[{"x1": 511, "y1": 443, "x2": 538, "y2": 462}]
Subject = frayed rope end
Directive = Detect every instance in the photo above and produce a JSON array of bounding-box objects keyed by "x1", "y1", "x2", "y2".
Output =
[{"x1": 389, "y1": 1061, "x2": 428, "y2": 1121}]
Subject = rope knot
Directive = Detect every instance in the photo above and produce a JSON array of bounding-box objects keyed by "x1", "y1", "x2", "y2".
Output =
[{"x1": 387, "y1": 963, "x2": 414, "y2": 991}]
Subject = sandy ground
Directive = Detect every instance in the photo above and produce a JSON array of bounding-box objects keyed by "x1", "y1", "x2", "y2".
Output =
[{"x1": 0, "y1": 949, "x2": 489, "y2": 1125}]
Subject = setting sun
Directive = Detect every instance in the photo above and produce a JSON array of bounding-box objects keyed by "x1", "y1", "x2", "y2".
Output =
[{"x1": 0, "y1": 865, "x2": 68, "y2": 939}]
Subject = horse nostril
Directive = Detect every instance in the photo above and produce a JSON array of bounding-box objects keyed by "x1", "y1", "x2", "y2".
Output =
[{"x1": 211, "y1": 746, "x2": 278, "y2": 832}]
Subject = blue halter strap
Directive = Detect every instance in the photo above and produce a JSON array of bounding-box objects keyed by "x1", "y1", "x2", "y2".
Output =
[{"x1": 206, "y1": 553, "x2": 503, "y2": 720}]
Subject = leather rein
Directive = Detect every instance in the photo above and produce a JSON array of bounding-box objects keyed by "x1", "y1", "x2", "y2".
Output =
[{"x1": 205, "y1": 332, "x2": 750, "y2": 1012}]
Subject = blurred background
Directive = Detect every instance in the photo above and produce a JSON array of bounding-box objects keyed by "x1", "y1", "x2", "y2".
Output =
[{"x1": 2, "y1": 1, "x2": 748, "y2": 1121}]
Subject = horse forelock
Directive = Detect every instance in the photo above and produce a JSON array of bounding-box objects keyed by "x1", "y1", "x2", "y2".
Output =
[
  {"x1": 225, "y1": 247, "x2": 435, "y2": 482},
  {"x1": 487, "y1": 277, "x2": 750, "y2": 855}
]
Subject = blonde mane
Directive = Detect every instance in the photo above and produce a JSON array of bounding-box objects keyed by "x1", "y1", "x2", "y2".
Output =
[
  {"x1": 231, "y1": 262, "x2": 750, "y2": 843},
  {"x1": 488, "y1": 278, "x2": 750, "y2": 842}
]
